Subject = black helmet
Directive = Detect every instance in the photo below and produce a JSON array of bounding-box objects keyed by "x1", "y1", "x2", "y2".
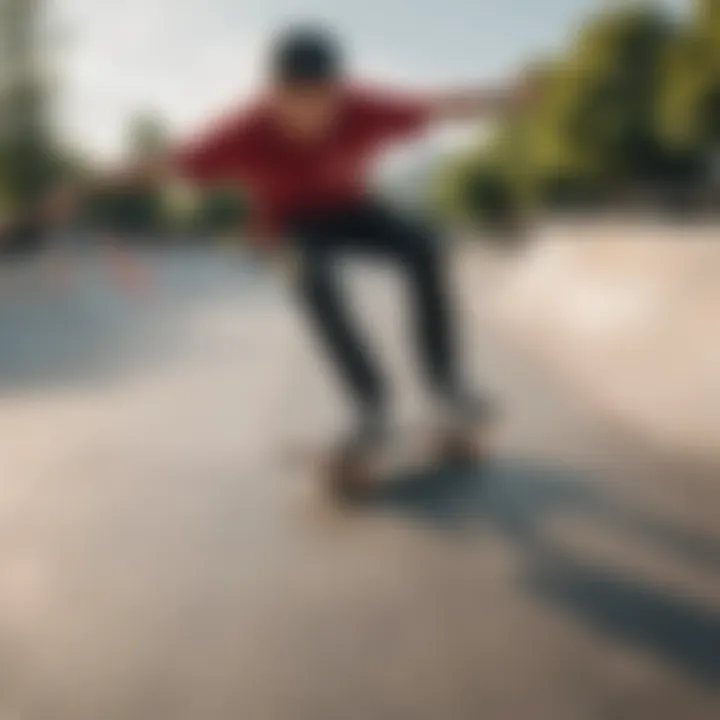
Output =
[{"x1": 270, "y1": 25, "x2": 344, "y2": 85}]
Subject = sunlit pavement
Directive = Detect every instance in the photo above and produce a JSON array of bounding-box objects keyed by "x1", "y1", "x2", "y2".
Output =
[{"x1": 0, "y1": 245, "x2": 717, "y2": 720}]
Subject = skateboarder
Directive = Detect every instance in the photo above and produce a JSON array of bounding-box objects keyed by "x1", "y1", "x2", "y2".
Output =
[{"x1": 53, "y1": 24, "x2": 530, "y2": 450}]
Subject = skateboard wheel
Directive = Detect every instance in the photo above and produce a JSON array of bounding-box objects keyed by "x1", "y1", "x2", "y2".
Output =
[
  {"x1": 440, "y1": 427, "x2": 485, "y2": 466},
  {"x1": 327, "y1": 449, "x2": 374, "y2": 502}
]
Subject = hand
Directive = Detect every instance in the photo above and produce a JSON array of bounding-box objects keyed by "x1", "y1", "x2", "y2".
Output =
[{"x1": 431, "y1": 83, "x2": 535, "y2": 122}]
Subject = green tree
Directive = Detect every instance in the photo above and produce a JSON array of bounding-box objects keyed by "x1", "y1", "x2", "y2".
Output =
[
  {"x1": 0, "y1": 0, "x2": 55, "y2": 213},
  {"x1": 127, "y1": 113, "x2": 168, "y2": 158},
  {"x1": 440, "y1": 2, "x2": 716, "y2": 225},
  {"x1": 91, "y1": 112, "x2": 170, "y2": 236},
  {"x1": 657, "y1": 0, "x2": 720, "y2": 157},
  {"x1": 527, "y1": 5, "x2": 674, "y2": 194}
]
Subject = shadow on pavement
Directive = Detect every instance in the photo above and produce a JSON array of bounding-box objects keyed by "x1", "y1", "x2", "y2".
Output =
[{"x1": 372, "y1": 458, "x2": 720, "y2": 685}]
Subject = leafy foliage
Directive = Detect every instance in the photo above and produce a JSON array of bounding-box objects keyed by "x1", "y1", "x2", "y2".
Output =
[{"x1": 440, "y1": 1, "x2": 720, "y2": 225}]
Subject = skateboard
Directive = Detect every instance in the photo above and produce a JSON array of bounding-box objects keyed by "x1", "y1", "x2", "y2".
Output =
[{"x1": 288, "y1": 419, "x2": 491, "y2": 503}]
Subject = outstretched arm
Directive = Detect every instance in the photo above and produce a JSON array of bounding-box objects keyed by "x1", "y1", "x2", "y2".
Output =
[
  {"x1": 43, "y1": 104, "x2": 253, "y2": 227},
  {"x1": 426, "y1": 76, "x2": 535, "y2": 122}
]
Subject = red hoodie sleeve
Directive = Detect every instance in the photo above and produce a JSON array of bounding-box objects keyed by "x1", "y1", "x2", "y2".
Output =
[
  {"x1": 173, "y1": 109, "x2": 257, "y2": 185},
  {"x1": 350, "y1": 87, "x2": 432, "y2": 144}
]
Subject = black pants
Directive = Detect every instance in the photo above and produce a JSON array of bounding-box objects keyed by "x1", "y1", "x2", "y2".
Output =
[{"x1": 289, "y1": 199, "x2": 457, "y2": 409}]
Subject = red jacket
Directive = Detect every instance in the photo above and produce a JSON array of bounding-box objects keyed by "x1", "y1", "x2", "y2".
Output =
[{"x1": 174, "y1": 86, "x2": 431, "y2": 240}]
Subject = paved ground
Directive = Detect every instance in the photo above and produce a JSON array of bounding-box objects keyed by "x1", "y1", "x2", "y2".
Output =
[{"x1": 0, "y1": 247, "x2": 718, "y2": 720}]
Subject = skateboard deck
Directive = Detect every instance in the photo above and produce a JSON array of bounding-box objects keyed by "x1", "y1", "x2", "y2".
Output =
[{"x1": 287, "y1": 420, "x2": 491, "y2": 502}]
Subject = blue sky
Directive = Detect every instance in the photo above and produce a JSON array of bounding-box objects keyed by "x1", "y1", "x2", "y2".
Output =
[{"x1": 54, "y1": 0, "x2": 686, "y2": 158}]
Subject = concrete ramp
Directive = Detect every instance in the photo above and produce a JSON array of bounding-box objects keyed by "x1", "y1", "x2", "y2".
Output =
[{"x1": 487, "y1": 221, "x2": 720, "y2": 465}]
